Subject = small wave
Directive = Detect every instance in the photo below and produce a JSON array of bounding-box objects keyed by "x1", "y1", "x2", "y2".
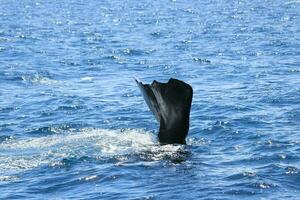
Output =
[
  {"x1": 59, "y1": 60, "x2": 80, "y2": 66},
  {"x1": 286, "y1": 0, "x2": 300, "y2": 4},
  {"x1": 56, "y1": 105, "x2": 85, "y2": 111},
  {"x1": 187, "y1": 137, "x2": 210, "y2": 146},
  {"x1": 25, "y1": 123, "x2": 87, "y2": 136},
  {"x1": 26, "y1": 126, "x2": 62, "y2": 135},
  {"x1": 79, "y1": 175, "x2": 98, "y2": 182},
  {"x1": 104, "y1": 55, "x2": 120, "y2": 60},
  {"x1": 0, "y1": 175, "x2": 19, "y2": 182},
  {"x1": 0, "y1": 47, "x2": 6, "y2": 52},
  {"x1": 0, "y1": 135, "x2": 12, "y2": 143},
  {"x1": 191, "y1": 57, "x2": 211, "y2": 63},
  {"x1": 254, "y1": 182, "x2": 277, "y2": 189},
  {"x1": 0, "y1": 106, "x2": 18, "y2": 113},
  {"x1": 80, "y1": 76, "x2": 94, "y2": 82},
  {"x1": 21, "y1": 74, "x2": 58, "y2": 85},
  {"x1": 150, "y1": 31, "x2": 164, "y2": 38},
  {"x1": 226, "y1": 171, "x2": 257, "y2": 181},
  {"x1": 121, "y1": 48, "x2": 154, "y2": 56}
]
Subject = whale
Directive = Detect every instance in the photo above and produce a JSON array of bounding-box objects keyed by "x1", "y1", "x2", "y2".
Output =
[{"x1": 135, "y1": 78, "x2": 193, "y2": 144}]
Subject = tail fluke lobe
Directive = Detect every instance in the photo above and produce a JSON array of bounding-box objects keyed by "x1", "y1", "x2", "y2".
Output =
[{"x1": 136, "y1": 78, "x2": 193, "y2": 144}]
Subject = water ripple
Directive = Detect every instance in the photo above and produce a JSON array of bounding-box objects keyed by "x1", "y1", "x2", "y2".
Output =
[{"x1": 1, "y1": 0, "x2": 299, "y2": 199}]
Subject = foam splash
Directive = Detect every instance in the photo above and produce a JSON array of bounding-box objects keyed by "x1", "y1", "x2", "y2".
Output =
[
  {"x1": 80, "y1": 76, "x2": 94, "y2": 82},
  {"x1": 0, "y1": 128, "x2": 184, "y2": 179}
]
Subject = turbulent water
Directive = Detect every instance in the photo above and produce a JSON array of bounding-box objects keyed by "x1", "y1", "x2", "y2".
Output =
[{"x1": 1, "y1": 0, "x2": 300, "y2": 199}]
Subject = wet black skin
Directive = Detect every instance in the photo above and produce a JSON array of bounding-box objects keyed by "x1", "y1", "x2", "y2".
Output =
[{"x1": 136, "y1": 78, "x2": 193, "y2": 144}]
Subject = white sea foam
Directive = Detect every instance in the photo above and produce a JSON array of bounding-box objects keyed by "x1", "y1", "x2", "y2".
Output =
[
  {"x1": 0, "y1": 175, "x2": 19, "y2": 182},
  {"x1": 286, "y1": 0, "x2": 300, "y2": 4},
  {"x1": 0, "y1": 128, "x2": 189, "y2": 181},
  {"x1": 80, "y1": 76, "x2": 94, "y2": 81},
  {"x1": 0, "y1": 128, "x2": 183, "y2": 178}
]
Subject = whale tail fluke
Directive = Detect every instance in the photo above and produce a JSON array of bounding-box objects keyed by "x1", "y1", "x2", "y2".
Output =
[{"x1": 135, "y1": 78, "x2": 193, "y2": 144}]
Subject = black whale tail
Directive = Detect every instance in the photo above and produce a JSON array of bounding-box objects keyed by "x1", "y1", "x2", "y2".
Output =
[{"x1": 135, "y1": 78, "x2": 193, "y2": 144}]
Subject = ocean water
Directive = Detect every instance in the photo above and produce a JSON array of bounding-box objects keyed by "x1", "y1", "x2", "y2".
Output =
[{"x1": 0, "y1": 0, "x2": 300, "y2": 199}]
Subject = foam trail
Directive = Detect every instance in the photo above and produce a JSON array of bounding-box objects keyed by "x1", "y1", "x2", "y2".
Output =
[{"x1": 0, "y1": 129, "x2": 157, "y2": 176}]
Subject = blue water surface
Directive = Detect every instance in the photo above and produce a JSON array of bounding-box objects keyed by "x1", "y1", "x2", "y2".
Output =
[{"x1": 1, "y1": 0, "x2": 300, "y2": 199}]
